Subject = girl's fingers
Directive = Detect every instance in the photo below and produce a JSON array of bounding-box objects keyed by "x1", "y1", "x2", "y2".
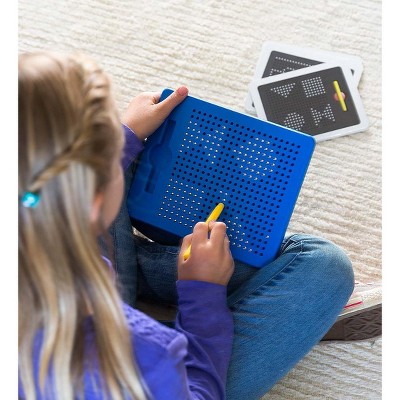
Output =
[
  {"x1": 178, "y1": 234, "x2": 193, "y2": 261},
  {"x1": 224, "y1": 235, "x2": 230, "y2": 248},
  {"x1": 151, "y1": 91, "x2": 161, "y2": 104},
  {"x1": 191, "y1": 222, "x2": 209, "y2": 245},
  {"x1": 209, "y1": 221, "x2": 227, "y2": 246},
  {"x1": 155, "y1": 86, "x2": 188, "y2": 118}
]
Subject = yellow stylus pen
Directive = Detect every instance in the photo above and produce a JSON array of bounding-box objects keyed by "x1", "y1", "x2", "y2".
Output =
[
  {"x1": 333, "y1": 80, "x2": 347, "y2": 112},
  {"x1": 183, "y1": 202, "x2": 225, "y2": 261}
]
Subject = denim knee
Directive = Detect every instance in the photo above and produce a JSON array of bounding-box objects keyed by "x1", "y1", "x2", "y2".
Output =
[{"x1": 285, "y1": 234, "x2": 355, "y2": 299}]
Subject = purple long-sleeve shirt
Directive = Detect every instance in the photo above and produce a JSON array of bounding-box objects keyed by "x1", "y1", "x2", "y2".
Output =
[
  {"x1": 19, "y1": 125, "x2": 234, "y2": 400},
  {"x1": 120, "y1": 125, "x2": 234, "y2": 399}
]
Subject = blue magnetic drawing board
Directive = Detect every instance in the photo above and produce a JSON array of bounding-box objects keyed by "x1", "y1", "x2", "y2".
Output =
[{"x1": 127, "y1": 89, "x2": 315, "y2": 268}]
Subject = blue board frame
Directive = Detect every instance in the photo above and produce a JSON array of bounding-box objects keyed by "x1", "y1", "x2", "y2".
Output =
[{"x1": 127, "y1": 89, "x2": 315, "y2": 268}]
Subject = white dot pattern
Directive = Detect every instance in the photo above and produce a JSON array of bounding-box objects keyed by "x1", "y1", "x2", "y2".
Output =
[
  {"x1": 270, "y1": 83, "x2": 296, "y2": 98},
  {"x1": 311, "y1": 104, "x2": 335, "y2": 126},
  {"x1": 275, "y1": 56, "x2": 312, "y2": 68},
  {"x1": 283, "y1": 112, "x2": 305, "y2": 131},
  {"x1": 157, "y1": 108, "x2": 305, "y2": 259},
  {"x1": 301, "y1": 76, "x2": 325, "y2": 97},
  {"x1": 269, "y1": 67, "x2": 295, "y2": 76}
]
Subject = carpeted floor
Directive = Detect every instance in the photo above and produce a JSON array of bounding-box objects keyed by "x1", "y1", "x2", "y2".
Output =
[{"x1": 19, "y1": 0, "x2": 382, "y2": 398}]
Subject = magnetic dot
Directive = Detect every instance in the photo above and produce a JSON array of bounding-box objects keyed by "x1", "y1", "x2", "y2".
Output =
[{"x1": 333, "y1": 92, "x2": 346, "y2": 101}]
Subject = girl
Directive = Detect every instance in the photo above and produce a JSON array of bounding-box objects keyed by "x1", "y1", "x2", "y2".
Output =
[{"x1": 19, "y1": 52, "x2": 234, "y2": 399}]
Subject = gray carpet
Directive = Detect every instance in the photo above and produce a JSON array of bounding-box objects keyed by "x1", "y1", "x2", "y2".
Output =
[{"x1": 19, "y1": 0, "x2": 382, "y2": 398}]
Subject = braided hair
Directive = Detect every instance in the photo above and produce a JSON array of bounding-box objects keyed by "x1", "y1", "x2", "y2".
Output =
[{"x1": 18, "y1": 52, "x2": 147, "y2": 400}]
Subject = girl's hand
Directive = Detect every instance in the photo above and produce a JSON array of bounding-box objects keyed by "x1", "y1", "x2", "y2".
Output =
[
  {"x1": 122, "y1": 86, "x2": 188, "y2": 141},
  {"x1": 178, "y1": 221, "x2": 234, "y2": 286}
]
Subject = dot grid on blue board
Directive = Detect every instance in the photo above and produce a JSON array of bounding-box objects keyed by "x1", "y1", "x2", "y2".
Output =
[{"x1": 127, "y1": 89, "x2": 315, "y2": 268}]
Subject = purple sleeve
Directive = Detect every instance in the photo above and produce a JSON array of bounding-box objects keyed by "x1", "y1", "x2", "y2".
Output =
[
  {"x1": 174, "y1": 280, "x2": 234, "y2": 399},
  {"x1": 122, "y1": 290, "x2": 233, "y2": 400},
  {"x1": 120, "y1": 124, "x2": 234, "y2": 398},
  {"x1": 18, "y1": 283, "x2": 233, "y2": 400},
  {"x1": 121, "y1": 124, "x2": 144, "y2": 171}
]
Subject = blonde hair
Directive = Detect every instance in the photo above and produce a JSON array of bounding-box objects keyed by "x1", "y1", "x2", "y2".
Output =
[{"x1": 19, "y1": 52, "x2": 147, "y2": 400}]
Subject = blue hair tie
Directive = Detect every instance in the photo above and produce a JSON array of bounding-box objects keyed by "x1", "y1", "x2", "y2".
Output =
[{"x1": 21, "y1": 192, "x2": 41, "y2": 208}]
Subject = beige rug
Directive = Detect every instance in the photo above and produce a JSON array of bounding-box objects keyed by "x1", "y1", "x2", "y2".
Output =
[{"x1": 19, "y1": 0, "x2": 382, "y2": 398}]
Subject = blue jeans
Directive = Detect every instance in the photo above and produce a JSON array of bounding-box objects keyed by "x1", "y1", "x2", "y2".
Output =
[{"x1": 106, "y1": 162, "x2": 354, "y2": 399}]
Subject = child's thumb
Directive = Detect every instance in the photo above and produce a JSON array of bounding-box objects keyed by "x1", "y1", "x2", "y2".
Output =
[
  {"x1": 157, "y1": 86, "x2": 188, "y2": 117},
  {"x1": 178, "y1": 233, "x2": 193, "y2": 261}
]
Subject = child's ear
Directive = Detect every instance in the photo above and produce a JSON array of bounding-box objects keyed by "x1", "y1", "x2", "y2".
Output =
[{"x1": 90, "y1": 192, "x2": 105, "y2": 230}]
